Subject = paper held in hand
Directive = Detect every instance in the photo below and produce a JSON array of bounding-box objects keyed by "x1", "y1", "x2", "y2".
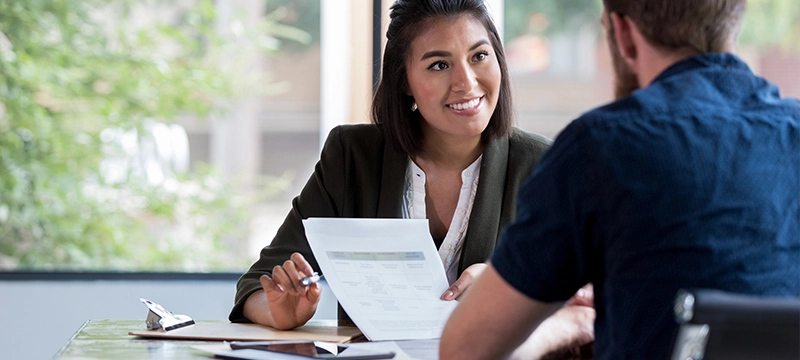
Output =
[{"x1": 303, "y1": 218, "x2": 458, "y2": 341}]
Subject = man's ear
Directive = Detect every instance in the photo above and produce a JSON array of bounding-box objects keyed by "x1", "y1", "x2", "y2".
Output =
[{"x1": 609, "y1": 12, "x2": 637, "y2": 64}]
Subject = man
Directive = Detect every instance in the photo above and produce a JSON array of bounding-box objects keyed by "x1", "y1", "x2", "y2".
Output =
[{"x1": 440, "y1": 0, "x2": 800, "y2": 359}]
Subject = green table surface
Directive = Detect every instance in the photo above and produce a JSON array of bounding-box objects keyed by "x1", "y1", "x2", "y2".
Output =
[
  {"x1": 54, "y1": 319, "x2": 590, "y2": 359},
  {"x1": 55, "y1": 319, "x2": 226, "y2": 359}
]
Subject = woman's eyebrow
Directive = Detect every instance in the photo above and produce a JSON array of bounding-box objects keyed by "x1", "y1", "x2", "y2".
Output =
[
  {"x1": 421, "y1": 50, "x2": 450, "y2": 61},
  {"x1": 469, "y1": 39, "x2": 490, "y2": 51},
  {"x1": 419, "y1": 39, "x2": 490, "y2": 61}
]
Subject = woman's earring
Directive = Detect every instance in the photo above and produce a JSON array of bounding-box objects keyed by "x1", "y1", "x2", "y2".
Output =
[{"x1": 411, "y1": 102, "x2": 418, "y2": 112}]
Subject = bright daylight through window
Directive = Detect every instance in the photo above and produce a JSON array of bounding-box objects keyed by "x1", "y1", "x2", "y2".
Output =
[{"x1": 0, "y1": 0, "x2": 797, "y2": 272}]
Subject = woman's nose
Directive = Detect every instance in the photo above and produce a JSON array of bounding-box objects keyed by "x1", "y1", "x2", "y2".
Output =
[{"x1": 451, "y1": 63, "x2": 477, "y2": 93}]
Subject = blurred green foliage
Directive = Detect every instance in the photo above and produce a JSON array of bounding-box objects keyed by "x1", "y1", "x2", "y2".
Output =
[
  {"x1": 503, "y1": 0, "x2": 800, "y2": 51},
  {"x1": 0, "y1": 0, "x2": 300, "y2": 271},
  {"x1": 739, "y1": 0, "x2": 800, "y2": 50},
  {"x1": 504, "y1": 0, "x2": 601, "y2": 40},
  {"x1": 266, "y1": 0, "x2": 319, "y2": 51}
]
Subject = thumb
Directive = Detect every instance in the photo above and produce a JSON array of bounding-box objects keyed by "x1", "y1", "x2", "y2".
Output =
[
  {"x1": 306, "y1": 282, "x2": 323, "y2": 304},
  {"x1": 567, "y1": 284, "x2": 594, "y2": 307}
]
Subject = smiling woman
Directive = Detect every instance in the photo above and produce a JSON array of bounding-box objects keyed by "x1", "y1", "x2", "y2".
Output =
[
  {"x1": 404, "y1": 15, "x2": 503, "y2": 246},
  {"x1": 232, "y1": 0, "x2": 553, "y2": 333}
]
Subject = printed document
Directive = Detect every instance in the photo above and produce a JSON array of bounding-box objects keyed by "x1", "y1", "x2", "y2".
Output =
[{"x1": 303, "y1": 218, "x2": 458, "y2": 341}]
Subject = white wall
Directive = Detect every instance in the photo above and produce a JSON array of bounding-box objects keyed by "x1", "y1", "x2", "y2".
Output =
[{"x1": 0, "y1": 280, "x2": 336, "y2": 359}]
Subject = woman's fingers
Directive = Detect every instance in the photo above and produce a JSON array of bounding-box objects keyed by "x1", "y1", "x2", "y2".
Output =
[
  {"x1": 282, "y1": 259, "x2": 309, "y2": 296},
  {"x1": 286, "y1": 253, "x2": 317, "y2": 296},
  {"x1": 259, "y1": 273, "x2": 283, "y2": 293},
  {"x1": 271, "y1": 253, "x2": 318, "y2": 297},
  {"x1": 259, "y1": 253, "x2": 319, "y2": 302},
  {"x1": 257, "y1": 255, "x2": 323, "y2": 330},
  {"x1": 441, "y1": 282, "x2": 462, "y2": 301},
  {"x1": 290, "y1": 252, "x2": 315, "y2": 277},
  {"x1": 271, "y1": 264, "x2": 299, "y2": 295},
  {"x1": 441, "y1": 263, "x2": 487, "y2": 300}
]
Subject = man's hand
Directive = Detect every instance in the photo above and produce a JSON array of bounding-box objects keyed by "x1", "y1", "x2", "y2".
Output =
[
  {"x1": 243, "y1": 252, "x2": 322, "y2": 330},
  {"x1": 441, "y1": 263, "x2": 487, "y2": 300},
  {"x1": 440, "y1": 265, "x2": 563, "y2": 359},
  {"x1": 510, "y1": 284, "x2": 596, "y2": 360},
  {"x1": 566, "y1": 283, "x2": 594, "y2": 307}
]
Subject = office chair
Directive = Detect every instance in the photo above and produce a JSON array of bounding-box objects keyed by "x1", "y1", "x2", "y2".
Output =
[{"x1": 670, "y1": 288, "x2": 800, "y2": 360}]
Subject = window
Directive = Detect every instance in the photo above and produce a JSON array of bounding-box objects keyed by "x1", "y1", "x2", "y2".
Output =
[
  {"x1": 504, "y1": 0, "x2": 800, "y2": 139},
  {"x1": 2, "y1": 0, "x2": 797, "y2": 273},
  {"x1": 0, "y1": 0, "x2": 322, "y2": 272}
]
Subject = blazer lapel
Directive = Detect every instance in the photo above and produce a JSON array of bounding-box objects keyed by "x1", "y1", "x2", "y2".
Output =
[
  {"x1": 376, "y1": 141, "x2": 406, "y2": 218},
  {"x1": 374, "y1": 135, "x2": 510, "y2": 273},
  {"x1": 459, "y1": 136, "x2": 509, "y2": 272}
]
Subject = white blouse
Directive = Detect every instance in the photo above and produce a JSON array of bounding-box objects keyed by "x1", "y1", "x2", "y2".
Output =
[{"x1": 402, "y1": 156, "x2": 482, "y2": 285}]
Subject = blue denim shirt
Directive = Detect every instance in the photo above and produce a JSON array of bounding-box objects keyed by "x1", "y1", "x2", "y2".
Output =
[{"x1": 493, "y1": 53, "x2": 800, "y2": 359}]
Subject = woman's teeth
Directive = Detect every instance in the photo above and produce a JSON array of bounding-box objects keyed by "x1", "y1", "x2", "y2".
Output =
[{"x1": 448, "y1": 97, "x2": 480, "y2": 110}]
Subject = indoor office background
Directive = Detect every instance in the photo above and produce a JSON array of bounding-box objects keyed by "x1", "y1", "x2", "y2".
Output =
[{"x1": 1, "y1": 0, "x2": 798, "y2": 359}]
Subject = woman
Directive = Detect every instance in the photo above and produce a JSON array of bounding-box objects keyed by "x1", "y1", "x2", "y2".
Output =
[{"x1": 231, "y1": 0, "x2": 552, "y2": 330}]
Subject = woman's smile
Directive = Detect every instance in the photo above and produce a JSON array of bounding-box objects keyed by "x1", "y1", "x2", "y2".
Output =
[{"x1": 446, "y1": 96, "x2": 484, "y2": 115}]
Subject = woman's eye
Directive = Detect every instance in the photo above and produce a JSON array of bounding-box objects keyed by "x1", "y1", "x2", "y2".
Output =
[
  {"x1": 427, "y1": 61, "x2": 448, "y2": 71},
  {"x1": 473, "y1": 51, "x2": 489, "y2": 62}
]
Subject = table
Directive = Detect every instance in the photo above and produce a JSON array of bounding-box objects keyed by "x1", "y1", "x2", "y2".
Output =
[
  {"x1": 54, "y1": 320, "x2": 439, "y2": 359},
  {"x1": 55, "y1": 320, "x2": 229, "y2": 359},
  {"x1": 55, "y1": 320, "x2": 590, "y2": 359}
]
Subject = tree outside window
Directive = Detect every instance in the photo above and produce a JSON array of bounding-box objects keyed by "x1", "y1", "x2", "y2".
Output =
[{"x1": 0, "y1": 0, "x2": 310, "y2": 271}]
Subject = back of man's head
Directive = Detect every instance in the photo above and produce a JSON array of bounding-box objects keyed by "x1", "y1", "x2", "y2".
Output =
[{"x1": 603, "y1": 0, "x2": 746, "y2": 54}]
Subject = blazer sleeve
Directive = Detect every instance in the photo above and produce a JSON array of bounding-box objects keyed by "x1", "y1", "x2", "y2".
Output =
[{"x1": 229, "y1": 126, "x2": 348, "y2": 322}]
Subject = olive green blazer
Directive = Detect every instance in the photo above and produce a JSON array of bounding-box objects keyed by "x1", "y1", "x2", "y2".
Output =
[{"x1": 229, "y1": 124, "x2": 551, "y2": 323}]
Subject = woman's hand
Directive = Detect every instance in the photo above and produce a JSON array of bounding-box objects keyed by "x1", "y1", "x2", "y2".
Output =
[
  {"x1": 244, "y1": 252, "x2": 322, "y2": 330},
  {"x1": 441, "y1": 263, "x2": 487, "y2": 300}
]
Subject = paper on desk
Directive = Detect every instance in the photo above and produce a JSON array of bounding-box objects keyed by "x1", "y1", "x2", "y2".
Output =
[{"x1": 303, "y1": 218, "x2": 458, "y2": 341}]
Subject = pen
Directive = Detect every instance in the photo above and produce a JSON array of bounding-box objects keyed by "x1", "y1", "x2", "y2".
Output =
[{"x1": 301, "y1": 272, "x2": 323, "y2": 286}]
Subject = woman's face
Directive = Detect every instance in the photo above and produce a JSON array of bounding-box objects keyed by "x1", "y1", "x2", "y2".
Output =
[{"x1": 406, "y1": 15, "x2": 501, "y2": 143}]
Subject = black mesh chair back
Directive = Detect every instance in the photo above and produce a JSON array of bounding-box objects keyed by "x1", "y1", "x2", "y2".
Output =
[{"x1": 671, "y1": 288, "x2": 800, "y2": 360}]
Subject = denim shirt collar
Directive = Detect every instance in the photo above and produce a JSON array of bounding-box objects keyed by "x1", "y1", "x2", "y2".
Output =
[{"x1": 651, "y1": 52, "x2": 751, "y2": 85}]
